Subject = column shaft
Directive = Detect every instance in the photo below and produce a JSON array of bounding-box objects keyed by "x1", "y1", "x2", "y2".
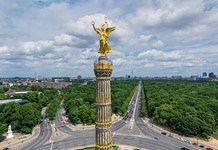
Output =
[{"x1": 94, "y1": 56, "x2": 113, "y2": 150}]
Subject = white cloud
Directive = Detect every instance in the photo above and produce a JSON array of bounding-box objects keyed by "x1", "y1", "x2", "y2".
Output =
[
  {"x1": 113, "y1": 58, "x2": 126, "y2": 66},
  {"x1": 21, "y1": 40, "x2": 54, "y2": 54},
  {"x1": 127, "y1": 0, "x2": 204, "y2": 28},
  {"x1": 137, "y1": 34, "x2": 165, "y2": 49},
  {"x1": 139, "y1": 35, "x2": 155, "y2": 42},
  {"x1": 0, "y1": 46, "x2": 9, "y2": 54},
  {"x1": 144, "y1": 63, "x2": 154, "y2": 68},
  {"x1": 136, "y1": 49, "x2": 207, "y2": 71},
  {"x1": 54, "y1": 33, "x2": 83, "y2": 46},
  {"x1": 153, "y1": 40, "x2": 164, "y2": 48},
  {"x1": 138, "y1": 49, "x2": 183, "y2": 61},
  {"x1": 66, "y1": 14, "x2": 106, "y2": 36},
  {"x1": 0, "y1": 0, "x2": 218, "y2": 77}
]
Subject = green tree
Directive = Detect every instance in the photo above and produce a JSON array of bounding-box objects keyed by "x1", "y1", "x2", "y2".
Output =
[{"x1": 0, "y1": 123, "x2": 7, "y2": 138}]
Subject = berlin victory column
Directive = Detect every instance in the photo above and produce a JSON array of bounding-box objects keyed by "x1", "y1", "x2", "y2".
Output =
[{"x1": 92, "y1": 17, "x2": 115, "y2": 150}]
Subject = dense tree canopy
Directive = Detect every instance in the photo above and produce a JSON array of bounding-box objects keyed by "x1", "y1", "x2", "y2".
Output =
[
  {"x1": 0, "y1": 122, "x2": 7, "y2": 139},
  {"x1": 0, "y1": 86, "x2": 9, "y2": 100},
  {"x1": 111, "y1": 80, "x2": 137, "y2": 115},
  {"x1": 47, "y1": 97, "x2": 61, "y2": 120},
  {"x1": 0, "y1": 102, "x2": 41, "y2": 134},
  {"x1": 141, "y1": 80, "x2": 218, "y2": 138},
  {"x1": 63, "y1": 80, "x2": 137, "y2": 125},
  {"x1": 0, "y1": 85, "x2": 60, "y2": 137},
  {"x1": 140, "y1": 85, "x2": 146, "y2": 117}
]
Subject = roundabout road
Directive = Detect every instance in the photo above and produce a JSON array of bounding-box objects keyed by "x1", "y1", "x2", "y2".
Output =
[
  {"x1": 22, "y1": 118, "x2": 52, "y2": 150},
  {"x1": 21, "y1": 82, "x2": 202, "y2": 150}
]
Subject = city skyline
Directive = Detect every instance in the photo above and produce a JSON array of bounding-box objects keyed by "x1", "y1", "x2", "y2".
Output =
[{"x1": 0, "y1": 0, "x2": 218, "y2": 77}]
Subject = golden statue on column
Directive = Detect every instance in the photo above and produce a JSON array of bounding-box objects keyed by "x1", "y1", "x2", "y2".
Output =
[{"x1": 92, "y1": 16, "x2": 115, "y2": 55}]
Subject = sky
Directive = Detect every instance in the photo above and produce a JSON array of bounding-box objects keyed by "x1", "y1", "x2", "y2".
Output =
[{"x1": 0, "y1": 0, "x2": 218, "y2": 77}]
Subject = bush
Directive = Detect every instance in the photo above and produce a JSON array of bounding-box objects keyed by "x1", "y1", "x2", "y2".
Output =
[{"x1": 21, "y1": 126, "x2": 32, "y2": 134}]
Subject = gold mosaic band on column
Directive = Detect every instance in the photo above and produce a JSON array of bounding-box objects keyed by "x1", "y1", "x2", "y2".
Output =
[
  {"x1": 95, "y1": 120, "x2": 112, "y2": 126},
  {"x1": 96, "y1": 102, "x2": 111, "y2": 106},
  {"x1": 96, "y1": 77, "x2": 111, "y2": 80},
  {"x1": 94, "y1": 64, "x2": 113, "y2": 70},
  {"x1": 96, "y1": 142, "x2": 112, "y2": 149},
  {"x1": 96, "y1": 97, "x2": 111, "y2": 103}
]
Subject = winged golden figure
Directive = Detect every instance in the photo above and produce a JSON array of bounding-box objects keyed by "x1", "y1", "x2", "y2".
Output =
[{"x1": 92, "y1": 17, "x2": 115, "y2": 55}]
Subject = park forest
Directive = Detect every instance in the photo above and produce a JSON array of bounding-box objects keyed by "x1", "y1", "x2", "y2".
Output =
[
  {"x1": 1, "y1": 80, "x2": 218, "y2": 139},
  {"x1": 141, "y1": 80, "x2": 218, "y2": 138}
]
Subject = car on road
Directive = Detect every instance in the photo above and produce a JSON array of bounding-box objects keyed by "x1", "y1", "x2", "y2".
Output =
[
  {"x1": 192, "y1": 142, "x2": 197, "y2": 146},
  {"x1": 161, "y1": 132, "x2": 167, "y2": 135},
  {"x1": 199, "y1": 144, "x2": 204, "y2": 148},
  {"x1": 154, "y1": 137, "x2": 158, "y2": 140},
  {"x1": 38, "y1": 119, "x2": 43, "y2": 124},
  {"x1": 180, "y1": 147, "x2": 189, "y2": 150},
  {"x1": 185, "y1": 140, "x2": 192, "y2": 144},
  {"x1": 206, "y1": 148, "x2": 213, "y2": 150},
  {"x1": 3, "y1": 147, "x2": 9, "y2": 150}
]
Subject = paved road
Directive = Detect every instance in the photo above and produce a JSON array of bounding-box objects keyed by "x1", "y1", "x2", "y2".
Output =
[
  {"x1": 33, "y1": 134, "x2": 188, "y2": 150},
  {"x1": 22, "y1": 118, "x2": 52, "y2": 150},
  {"x1": 21, "y1": 82, "x2": 203, "y2": 150},
  {"x1": 21, "y1": 84, "x2": 138, "y2": 150},
  {"x1": 54, "y1": 87, "x2": 137, "y2": 135}
]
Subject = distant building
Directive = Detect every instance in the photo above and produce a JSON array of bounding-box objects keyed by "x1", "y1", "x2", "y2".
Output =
[
  {"x1": 9, "y1": 83, "x2": 14, "y2": 87},
  {"x1": 171, "y1": 76, "x2": 182, "y2": 80},
  {"x1": 36, "y1": 76, "x2": 43, "y2": 81},
  {"x1": 190, "y1": 75, "x2": 199, "y2": 80},
  {"x1": 5, "y1": 89, "x2": 30, "y2": 96},
  {"x1": 82, "y1": 81, "x2": 88, "y2": 85},
  {"x1": 202, "y1": 72, "x2": 207, "y2": 78},
  {"x1": 112, "y1": 77, "x2": 126, "y2": 80},
  {"x1": 0, "y1": 99, "x2": 27, "y2": 105},
  {"x1": 209, "y1": 72, "x2": 215, "y2": 78},
  {"x1": 28, "y1": 81, "x2": 71, "y2": 89},
  {"x1": 52, "y1": 77, "x2": 70, "y2": 82}
]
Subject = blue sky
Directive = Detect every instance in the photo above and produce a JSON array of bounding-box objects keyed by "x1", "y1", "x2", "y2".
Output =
[{"x1": 0, "y1": 0, "x2": 218, "y2": 77}]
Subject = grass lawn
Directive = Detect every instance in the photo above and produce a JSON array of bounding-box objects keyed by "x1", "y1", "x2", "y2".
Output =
[{"x1": 77, "y1": 146, "x2": 118, "y2": 150}]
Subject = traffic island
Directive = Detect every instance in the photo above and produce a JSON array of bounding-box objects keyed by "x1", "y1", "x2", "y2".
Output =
[
  {"x1": 75, "y1": 145, "x2": 146, "y2": 150},
  {"x1": 76, "y1": 146, "x2": 118, "y2": 150}
]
